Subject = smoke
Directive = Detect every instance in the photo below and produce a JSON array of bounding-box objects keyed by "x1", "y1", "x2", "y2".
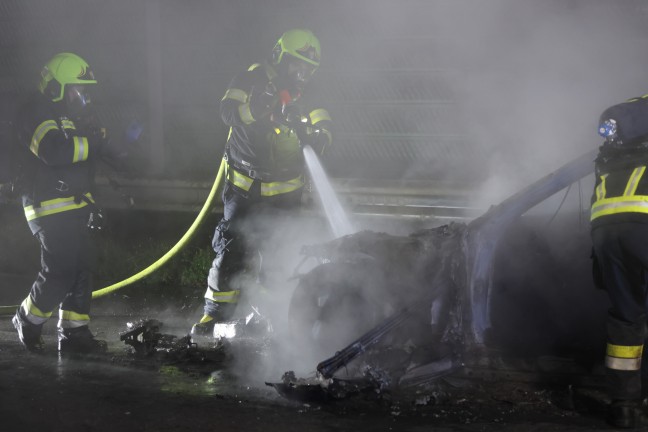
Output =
[
  {"x1": 7, "y1": 0, "x2": 648, "y2": 391},
  {"x1": 218, "y1": 202, "x2": 338, "y2": 382},
  {"x1": 245, "y1": 0, "x2": 648, "y2": 383},
  {"x1": 214, "y1": 0, "x2": 648, "y2": 383},
  {"x1": 432, "y1": 0, "x2": 648, "y2": 207}
]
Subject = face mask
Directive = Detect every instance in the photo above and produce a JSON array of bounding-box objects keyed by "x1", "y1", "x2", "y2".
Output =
[{"x1": 287, "y1": 58, "x2": 317, "y2": 91}]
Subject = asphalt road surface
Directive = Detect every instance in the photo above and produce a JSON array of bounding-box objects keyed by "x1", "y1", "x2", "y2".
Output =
[{"x1": 0, "y1": 304, "x2": 628, "y2": 432}]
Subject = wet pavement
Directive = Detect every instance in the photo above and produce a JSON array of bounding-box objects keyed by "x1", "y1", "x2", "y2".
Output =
[
  {"x1": 0, "y1": 300, "x2": 631, "y2": 432},
  {"x1": 0, "y1": 211, "x2": 631, "y2": 431}
]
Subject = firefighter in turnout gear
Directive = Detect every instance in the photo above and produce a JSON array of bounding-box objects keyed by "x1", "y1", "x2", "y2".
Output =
[
  {"x1": 591, "y1": 94, "x2": 648, "y2": 428},
  {"x1": 191, "y1": 29, "x2": 333, "y2": 336},
  {"x1": 12, "y1": 52, "x2": 131, "y2": 354}
]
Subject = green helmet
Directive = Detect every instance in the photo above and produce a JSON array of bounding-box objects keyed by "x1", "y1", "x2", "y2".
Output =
[
  {"x1": 38, "y1": 52, "x2": 97, "y2": 102},
  {"x1": 272, "y1": 29, "x2": 321, "y2": 69}
]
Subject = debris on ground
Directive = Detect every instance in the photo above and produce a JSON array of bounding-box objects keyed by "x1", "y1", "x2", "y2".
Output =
[{"x1": 119, "y1": 318, "x2": 206, "y2": 363}]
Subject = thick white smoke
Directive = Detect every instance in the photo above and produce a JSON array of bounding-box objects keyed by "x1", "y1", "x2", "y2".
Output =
[{"x1": 434, "y1": 0, "x2": 648, "y2": 207}]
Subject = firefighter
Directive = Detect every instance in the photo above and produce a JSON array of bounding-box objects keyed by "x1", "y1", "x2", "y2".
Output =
[
  {"x1": 591, "y1": 94, "x2": 648, "y2": 428},
  {"x1": 12, "y1": 52, "x2": 131, "y2": 354},
  {"x1": 191, "y1": 29, "x2": 333, "y2": 335}
]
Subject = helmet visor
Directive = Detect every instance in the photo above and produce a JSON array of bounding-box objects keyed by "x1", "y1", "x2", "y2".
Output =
[
  {"x1": 65, "y1": 85, "x2": 93, "y2": 117},
  {"x1": 295, "y1": 45, "x2": 320, "y2": 66}
]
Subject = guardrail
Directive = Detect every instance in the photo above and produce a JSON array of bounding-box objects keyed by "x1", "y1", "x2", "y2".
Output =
[{"x1": 94, "y1": 176, "x2": 484, "y2": 221}]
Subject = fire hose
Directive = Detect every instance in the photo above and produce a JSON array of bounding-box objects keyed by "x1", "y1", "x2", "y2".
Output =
[{"x1": 0, "y1": 157, "x2": 226, "y2": 316}]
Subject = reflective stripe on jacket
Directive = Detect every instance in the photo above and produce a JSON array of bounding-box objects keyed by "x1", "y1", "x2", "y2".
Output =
[
  {"x1": 24, "y1": 192, "x2": 94, "y2": 221},
  {"x1": 591, "y1": 165, "x2": 648, "y2": 221},
  {"x1": 224, "y1": 160, "x2": 304, "y2": 197}
]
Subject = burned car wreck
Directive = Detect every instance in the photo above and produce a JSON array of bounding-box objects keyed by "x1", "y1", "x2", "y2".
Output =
[{"x1": 269, "y1": 149, "x2": 608, "y2": 401}]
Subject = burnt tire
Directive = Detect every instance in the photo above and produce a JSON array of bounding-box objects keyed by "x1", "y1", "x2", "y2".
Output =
[{"x1": 288, "y1": 261, "x2": 389, "y2": 362}]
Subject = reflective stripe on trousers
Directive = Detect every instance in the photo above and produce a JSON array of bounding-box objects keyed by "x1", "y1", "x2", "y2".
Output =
[
  {"x1": 203, "y1": 287, "x2": 240, "y2": 304},
  {"x1": 606, "y1": 343, "x2": 643, "y2": 371},
  {"x1": 58, "y1": 309, "x2": 91, "y2": 328}
]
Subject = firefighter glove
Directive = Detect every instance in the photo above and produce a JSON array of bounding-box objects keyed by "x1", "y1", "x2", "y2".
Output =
[
  {"x1": 249, "y1": 82, "x2": 278, "y2": 120},
  {"x1": 281, "y1": 101, "x2": 302, "y2": 125}
]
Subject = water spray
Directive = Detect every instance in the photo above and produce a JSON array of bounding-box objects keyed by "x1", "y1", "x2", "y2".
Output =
[{"x1": 302, "y1": 145, "x2": 355, "y2": 238}]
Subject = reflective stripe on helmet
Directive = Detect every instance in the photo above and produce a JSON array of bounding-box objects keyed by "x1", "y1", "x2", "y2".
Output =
[
  {"x1": 24, "y1": 193, "x2": 94, "y2": 221},
  {"x1": 626, "y1": 94, "x2": 648, "y2": 102}
]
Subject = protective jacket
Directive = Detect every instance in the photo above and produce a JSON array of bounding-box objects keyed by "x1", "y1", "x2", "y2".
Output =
[
  {"x1": 590, "y1": 143, "x2": 648, "y2": 229},
  {"x1": 220, "y1": 62, "x2": 332, "y2": 197},
  {"x1": 16, "y1": 93, "x2": 103, "y2": 234}
]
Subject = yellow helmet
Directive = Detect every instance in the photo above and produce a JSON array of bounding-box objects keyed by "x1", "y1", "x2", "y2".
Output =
[
  {"x1": 272, "y1": 29, "x2": 321, "y2": 69},
  {"x1": 38, "y1": 52, "x2": 97, "y2": 102}
]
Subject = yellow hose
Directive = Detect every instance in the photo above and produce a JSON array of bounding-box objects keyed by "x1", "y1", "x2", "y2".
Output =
[{"x1": 1, "y1": 157, "x2": 226, "y2": 315}]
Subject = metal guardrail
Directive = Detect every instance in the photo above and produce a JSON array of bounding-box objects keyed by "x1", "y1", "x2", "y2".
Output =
[{"x1": 95, "y1": 176, "x2": 483, "y2": 221}]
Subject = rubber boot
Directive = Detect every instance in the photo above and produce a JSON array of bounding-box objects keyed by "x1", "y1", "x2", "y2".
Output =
[
  {"x1": 190, "y1": 301, "x2": 237, "y2": 337},
  {"x1": 191, "y1": 315, "x2": 216, "y2": 336},
  {"x1": 607, "y1": 399, "x2": 648, "y2": 429},
  {"x1": 12, "y1": 310, "x2": 44, "y2": 353},
  {"x1": 58, "y1": 325, "x2": 107, "y2": 354}
]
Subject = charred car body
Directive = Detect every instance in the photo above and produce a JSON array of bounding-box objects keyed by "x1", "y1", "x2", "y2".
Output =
[{"x1": 274, "y1": 149, "x2": 607, "y2": 399}]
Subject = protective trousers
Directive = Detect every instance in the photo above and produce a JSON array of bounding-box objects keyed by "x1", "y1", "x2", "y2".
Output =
[
  {"x1": 204, "y1": 179, "x2": 302, "y2": 319},
  {"x1": 592, "y1": 222, "x2": 648, "y2": 401},
  {"x1": 22, "y1": 215, "x2": 96, "y2": 328}
]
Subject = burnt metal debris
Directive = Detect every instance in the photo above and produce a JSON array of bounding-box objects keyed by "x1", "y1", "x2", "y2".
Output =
[
  {"x1": 120, "y1": 318, "x2": 206, "y2": 362},
  {"x1": 265, "y1": 370, "x2": 386, "y2": 402}
]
